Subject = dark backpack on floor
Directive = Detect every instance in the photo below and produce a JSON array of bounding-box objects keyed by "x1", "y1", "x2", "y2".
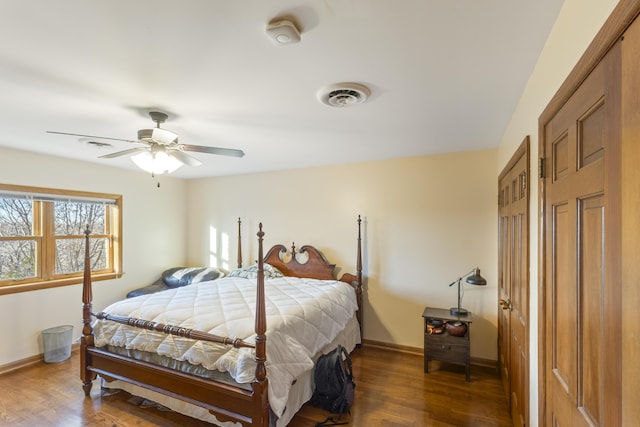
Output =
[{"x1": 310, "y1": 345, "x2": 355, "y2": 426}]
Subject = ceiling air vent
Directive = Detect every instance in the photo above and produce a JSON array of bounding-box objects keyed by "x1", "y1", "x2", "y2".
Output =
[{"x1": 318, "y1": 83, "x2": 371, "y2": 107}]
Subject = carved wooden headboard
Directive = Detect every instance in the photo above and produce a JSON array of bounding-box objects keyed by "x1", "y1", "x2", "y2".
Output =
[{"x1": 263, "y1": 243, "x2": 336, "y2": 280}]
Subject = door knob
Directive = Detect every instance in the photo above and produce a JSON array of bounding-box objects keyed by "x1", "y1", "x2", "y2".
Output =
[{"x1": 499, "y1": 298, "x2": 512, "y2": 310}]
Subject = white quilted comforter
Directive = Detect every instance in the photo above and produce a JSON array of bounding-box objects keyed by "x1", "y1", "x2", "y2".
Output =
[{"x1": 93, "y1": 276, "x2": 359, "y2": 417}]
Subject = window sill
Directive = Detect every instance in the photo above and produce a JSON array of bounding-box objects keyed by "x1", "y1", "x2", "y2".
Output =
[{"x1": 0, "y1": 272, "x2": 122, "y2": 296}]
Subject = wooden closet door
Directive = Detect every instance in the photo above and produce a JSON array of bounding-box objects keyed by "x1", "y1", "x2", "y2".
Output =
[
  {"x1": 498, "y1": 138, "x2": 529, "y2": 427},
  {"x1": 542, "y1": 40, "x2": 621, "y2": 427}
]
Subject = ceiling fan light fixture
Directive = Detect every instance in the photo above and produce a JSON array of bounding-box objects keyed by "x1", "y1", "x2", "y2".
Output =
[{"x1": 131, "y1": 150, "x2": 183, "y2": 175}]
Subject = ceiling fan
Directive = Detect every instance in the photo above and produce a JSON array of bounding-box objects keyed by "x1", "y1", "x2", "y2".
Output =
[{"x1": 47, "y1": 111, "x2": 245, "y2": 175}]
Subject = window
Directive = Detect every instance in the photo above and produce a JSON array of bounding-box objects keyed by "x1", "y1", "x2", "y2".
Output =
[{"x1": 0, "y1": 184, "x2": 122, "y2": 295}]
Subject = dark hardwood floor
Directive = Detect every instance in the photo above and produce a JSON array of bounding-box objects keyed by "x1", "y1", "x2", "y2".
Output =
[{"x1": 0, "y1": 346, "x2": 512, "y2": 426}]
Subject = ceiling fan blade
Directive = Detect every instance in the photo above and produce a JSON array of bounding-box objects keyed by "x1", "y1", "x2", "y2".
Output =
[
  {"x1": 180, "y1": 144, "x2": 245, "y2": 158},
  {"x1": 46, "y1": 131, "x2": 136, "y2": 143},
  {"x1": 168, "y1": 149, "x2": 202, "y2": 167},
  {"x1": 98, "y1": 147, "x2": 147, "y2": 159},
  {"x1": 152, "y1": 128, "x2": 178, "y2": 144}
]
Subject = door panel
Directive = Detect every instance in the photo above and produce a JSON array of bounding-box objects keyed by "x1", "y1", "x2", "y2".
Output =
[
  {"x1": 498, "y1": 138, "x2": 529, "y2": 427},
  {"x1": 551, "y1": 202, "x2": 573, "y2": 395},
  {"x1": 543, "y1": 40, "x2": 620, "y2": 427},
  {"x1": 498, "y1": 211, "x2": 510, "y2": 402},
  {"x1": 579, "y1": 195, "x2": 604, "y2": 425}
]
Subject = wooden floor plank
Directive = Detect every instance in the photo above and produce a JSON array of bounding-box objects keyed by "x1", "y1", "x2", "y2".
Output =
[{"x1": 0, "y1": 346, "x2": 512, "y2": 426}]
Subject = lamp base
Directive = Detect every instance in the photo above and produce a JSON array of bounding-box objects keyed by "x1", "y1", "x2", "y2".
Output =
[{"x1": 450, "y1": 307, "x2": 470, "y2": 316}]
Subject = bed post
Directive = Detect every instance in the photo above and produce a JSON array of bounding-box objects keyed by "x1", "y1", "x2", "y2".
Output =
[
  {"x1": 252, "y1": 223, "x2": 269, "y2": 426},
  {"x1": 237, "y1": 217, "x2": 243, "y2": 268},
  {"x1": 80, "y1": 225, "x2": 97, "y2": 396},
  {"x1": 355, "y1": 215, "x2": 363, "y2": 339},
  {"x1": 356, "y1": 215, "x2": 363, "y2": 285},
  {"x1": 336, "y1": 216, "x2": 364, "y2": 340}
]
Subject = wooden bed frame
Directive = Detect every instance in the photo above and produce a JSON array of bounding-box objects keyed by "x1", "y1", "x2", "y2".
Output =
[{"x1": 80, "y1": 217, "x2": 363, "y2": 426}]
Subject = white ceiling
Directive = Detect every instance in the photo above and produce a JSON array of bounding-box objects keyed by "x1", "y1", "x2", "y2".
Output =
[{"x1": 0, "y1": 0, "x2": 564, "y2": 179}]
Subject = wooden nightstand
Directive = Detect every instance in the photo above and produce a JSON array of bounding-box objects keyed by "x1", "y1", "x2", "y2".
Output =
[{"x1": 422, "y1": 307, "x2": 473, "y2": 381}]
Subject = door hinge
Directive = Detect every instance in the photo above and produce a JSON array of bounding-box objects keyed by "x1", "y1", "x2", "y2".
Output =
[{"x1": 538, "y1": 157, "x2": 546, "y2": 179}]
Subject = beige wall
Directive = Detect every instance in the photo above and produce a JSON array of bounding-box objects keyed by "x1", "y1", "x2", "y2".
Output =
[
  {"x1": 187, "y1": 149, "x2": 499, "y2": 360},
  {"x1": 1, "y1": 146, "x2": 499, "y2": 364},
  {"x1": 497, "y1": 0, "x2": 619, "y2": 425},
  {"x1": 0, "y1": 147, "x2": 187, "y2": 366}
]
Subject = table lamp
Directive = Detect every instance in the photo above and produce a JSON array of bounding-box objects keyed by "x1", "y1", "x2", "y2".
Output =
[{"x1": 448, "y1": 267, "x2": 486, "y2": 315}]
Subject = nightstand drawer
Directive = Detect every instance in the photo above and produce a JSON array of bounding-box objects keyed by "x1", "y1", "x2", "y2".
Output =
[
  {"x1": 425, "y1": 341, "x2": 468, "y2": 363},
  {"x1": 425, "y1": 332, "x2": 468, "y2": 346}
]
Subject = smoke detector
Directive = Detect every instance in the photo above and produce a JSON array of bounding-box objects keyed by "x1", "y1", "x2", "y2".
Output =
[
  {"x1": 266, "y1": 19, "x2": 301, "y2": 45},
  {"x1": 318, "y1": 83, "x2": 371, "y2": 107}
]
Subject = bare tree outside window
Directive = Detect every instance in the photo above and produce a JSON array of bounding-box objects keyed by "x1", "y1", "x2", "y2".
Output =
[
  {"x1": 0, "y1": 198, "x2": 32, "y2": 235},
  {"x1": 54, "y1": 201, "x2": 105, "y2": 235},
  {"x1": 0, "y1": 198, "x2": 35, "y2": 280},
  {"x1": 54, "y1": 202, "x2": 107, "y2": 274},
  {"x1": 0, "y1": 186, "x2": 121, "y2": 293}
]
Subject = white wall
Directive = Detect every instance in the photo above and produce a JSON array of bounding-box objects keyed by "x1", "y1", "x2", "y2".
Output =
[
  {"x1": 187, "y1": 149, "x2": 499, "y2": 360},
  {"x1": 0, "y1": 147, "x2": 187, "y2": 366},
  {"x1": 497, "y1": 0, "x2": 619, "y2": 425}
]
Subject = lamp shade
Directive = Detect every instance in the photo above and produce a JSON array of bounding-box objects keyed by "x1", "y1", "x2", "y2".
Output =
[
  {"x1": 131, "y1": 150, "x2": 183, "y2": 175},
  {"x1": 465, "y1": 268, "x2": 487, "y2": 286}
]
